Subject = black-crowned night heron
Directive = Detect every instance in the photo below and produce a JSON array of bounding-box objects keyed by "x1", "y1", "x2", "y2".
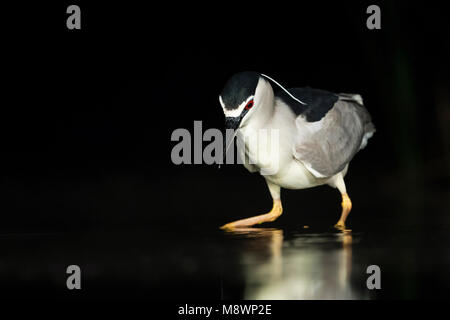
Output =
[{"x1": 219, "y1": 71, "x2": 375, "y2": 230}]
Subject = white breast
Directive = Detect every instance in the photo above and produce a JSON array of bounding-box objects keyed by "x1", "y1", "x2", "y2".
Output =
[{"x1": 239, "y1": 102, "x2": 327, "y2": 190}]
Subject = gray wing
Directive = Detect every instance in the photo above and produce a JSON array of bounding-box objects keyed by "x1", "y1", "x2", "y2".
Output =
[{"x1": 293, "y1": 94, "x2": 375, "y2": 178}]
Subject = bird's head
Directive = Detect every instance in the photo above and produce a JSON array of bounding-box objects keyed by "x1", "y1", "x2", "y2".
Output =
[{"x1": 219, "y1": 71, "x2": 272, "y2": 131}]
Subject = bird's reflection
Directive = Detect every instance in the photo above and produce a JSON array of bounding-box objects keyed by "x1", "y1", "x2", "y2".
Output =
[{"x1": 223, "y1": 228, "x2": 363, "y2": 299}]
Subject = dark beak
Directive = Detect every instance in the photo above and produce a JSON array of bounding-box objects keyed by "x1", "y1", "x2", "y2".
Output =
[
  {"x1": 225, "y1": 107, "x2": 250, "y2": 130},
  {"x1": 220, "y1": 114, "x2": 246, "y2": 167},
  {"x1": 220, "y1": 109, "x2": 250, "y2": 168},
  {"x1": 225, "y1": 116, "x2": 242, "y2": 131},
  {"x1": 220, "y1": 117, "x2": 240, "y2": 167}
]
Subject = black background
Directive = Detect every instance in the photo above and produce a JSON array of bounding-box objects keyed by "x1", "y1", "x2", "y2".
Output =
[{"x1": 1, "y1": 1, "x2": 450, "y2": 301}]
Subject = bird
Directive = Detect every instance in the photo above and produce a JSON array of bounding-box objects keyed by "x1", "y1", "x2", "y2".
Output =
[{"x1": 219, "y1": 71, "x2": 375, "y2": 230}]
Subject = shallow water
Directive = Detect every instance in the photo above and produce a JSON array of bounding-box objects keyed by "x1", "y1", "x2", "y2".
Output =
[
  {"x1": 1, "y1": 220, "x2": 449, "y2": 300},
  {"x1": 1, "y1": 172, "x2": 449, "y2": 299}
]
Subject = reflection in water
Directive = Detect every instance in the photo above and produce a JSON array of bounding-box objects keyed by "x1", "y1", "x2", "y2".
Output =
[{"x1": 225, "y1": 228, "x2": 366, "y2": 300}]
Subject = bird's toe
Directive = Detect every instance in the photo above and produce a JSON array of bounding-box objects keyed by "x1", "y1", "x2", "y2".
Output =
[
  {"x1": 334, "y1": 221, "x2": 346, "y2": 230},
  {"x1": 220, "y1": 223, "x2": 235, "y2": 230}
]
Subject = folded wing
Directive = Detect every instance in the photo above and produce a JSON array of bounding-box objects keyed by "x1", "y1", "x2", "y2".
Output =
[{"x1": 292, "y1": 93, "x2": 375, "y2": 178}]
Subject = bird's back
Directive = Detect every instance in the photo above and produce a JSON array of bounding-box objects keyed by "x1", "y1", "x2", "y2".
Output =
[{"x1": 275, "y1": 87, "x2": 375, "y2": 178}]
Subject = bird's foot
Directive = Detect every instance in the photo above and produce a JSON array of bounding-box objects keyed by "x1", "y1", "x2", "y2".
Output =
[
  {"x1": 334, "y1": 221, "x2": 346, "y2": 231},
  {"x1": 220, "y1": 200, "x2": 282, "y2": 230},
  {"x1": 334, "y1": 221, "x2": 352, "y2": 232}
]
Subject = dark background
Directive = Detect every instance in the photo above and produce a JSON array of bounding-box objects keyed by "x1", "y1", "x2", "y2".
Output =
[{"x1": 1, "y1": 1, "x2": 450, "y2": 300}]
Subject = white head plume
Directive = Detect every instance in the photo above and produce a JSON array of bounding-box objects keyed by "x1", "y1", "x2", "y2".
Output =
[{"x1": 260, "y1": 73, "x2": 307, "y2": 105}]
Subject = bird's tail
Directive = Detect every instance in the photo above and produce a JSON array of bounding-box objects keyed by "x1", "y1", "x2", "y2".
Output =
[{"x1": 339, "y1": 93, "x2": 376, "y2": 150}]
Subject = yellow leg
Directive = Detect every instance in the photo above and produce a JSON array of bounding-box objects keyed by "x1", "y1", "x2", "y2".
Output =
[
  {"x1": 334, "y1": 193, "x2": 352, "y2": 230},
  {"x1": 220, "y1": 199, "x2": 283, "y2": 230}
]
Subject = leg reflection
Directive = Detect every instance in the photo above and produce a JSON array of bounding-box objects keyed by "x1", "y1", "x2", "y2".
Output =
[{"x1": 225, "y1": 228, "x2": 362, "y2": 299}]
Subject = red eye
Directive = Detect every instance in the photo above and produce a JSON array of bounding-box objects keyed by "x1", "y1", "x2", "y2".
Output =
[{"x1": 245, "y1": 99, "x2": 254, "y2": 110}]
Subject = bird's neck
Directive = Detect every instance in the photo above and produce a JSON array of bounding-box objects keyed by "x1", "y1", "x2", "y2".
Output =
[
  {"x1": 237, "y1": 92, "x2": 278, "y2": 172},
  {"x1": 241, "y1": 88, "x2": 275, "y2": 134}
]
